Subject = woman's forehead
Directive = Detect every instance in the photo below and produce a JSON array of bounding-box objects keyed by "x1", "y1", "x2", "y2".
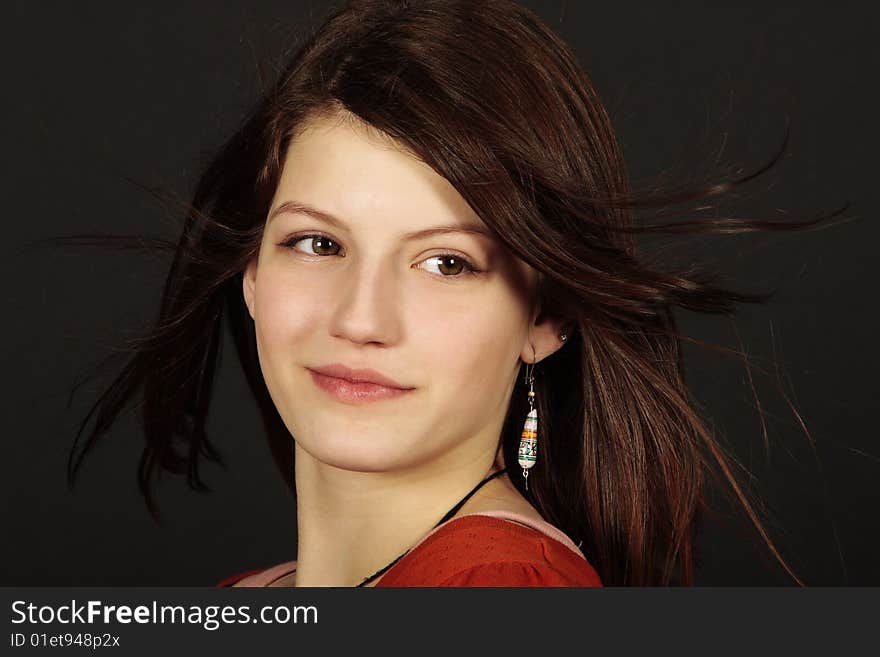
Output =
[
  {"x1": 272, "y1": 114, "x2": 539, "y2": 291},
  {"x1": 274, "y1": 116, "x2": 486, "y2": 235}
]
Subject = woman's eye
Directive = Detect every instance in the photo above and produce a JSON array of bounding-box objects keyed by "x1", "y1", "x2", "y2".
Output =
[
  {"x1": 282, "y1": 234, "x2": 341, "y2": 256},
  {"x1": 416, "y1": 255, "x2": 478, "y2": 278},
  {"x1": 280, "y1": 234, "x2": 478, "y2": 278}
]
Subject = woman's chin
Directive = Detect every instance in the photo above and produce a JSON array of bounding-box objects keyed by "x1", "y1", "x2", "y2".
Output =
[{"x1": 294, "y1": 436, "x2": 413, "y2": 473}]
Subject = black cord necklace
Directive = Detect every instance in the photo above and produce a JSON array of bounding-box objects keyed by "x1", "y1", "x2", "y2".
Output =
[{"x1": 355, "y1": 468, "x2": 508, "y2": 587}]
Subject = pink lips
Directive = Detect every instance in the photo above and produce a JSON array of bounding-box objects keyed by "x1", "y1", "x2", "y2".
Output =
[{"x1": 307, "y1": 363, "x2": 415, "y2": 404}]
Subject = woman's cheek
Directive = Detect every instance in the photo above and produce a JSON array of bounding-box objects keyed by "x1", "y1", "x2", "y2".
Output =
[
  {"x1": 256, "y1": 275, "x2": 323, "y2": 347},
  {"x1": 468, "y1": 294, "x2": 528, "y2": 384},
  {"x1": 455, "y1": 307, "x2": 515, "y2": 381}
]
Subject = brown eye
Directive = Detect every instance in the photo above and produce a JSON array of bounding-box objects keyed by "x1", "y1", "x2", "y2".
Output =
[
  {"x1": 419, "y1": 254, "x2": 477, "y2": 278},
  {"x1": 437, "y1": 256, "x2": 465, "y2": 276},
  {"x1": 309, "y1": 236, "x2": 339, "y2": 256},
  {"x1": 283, "y1": 234, "x2": 341, "y2": 256}
]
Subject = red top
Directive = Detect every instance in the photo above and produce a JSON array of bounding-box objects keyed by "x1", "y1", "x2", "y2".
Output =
[{"x1": 217, "y1": 511, "x2": 602, "y2": 587}]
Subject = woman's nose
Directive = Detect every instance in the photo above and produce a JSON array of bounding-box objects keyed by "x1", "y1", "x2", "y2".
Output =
[{"x1": 327, "y1": 258, "x2": 403, "y2": 346}]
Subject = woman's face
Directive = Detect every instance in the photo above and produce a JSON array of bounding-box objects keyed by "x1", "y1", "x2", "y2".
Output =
[{"x1": 243, "y1": 113, "x2": 551, "y2": 475}]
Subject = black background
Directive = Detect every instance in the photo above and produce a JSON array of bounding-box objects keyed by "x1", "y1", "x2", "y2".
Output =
[{"x1": 3, "y1": 1, "x2": 877, "y2": 585}]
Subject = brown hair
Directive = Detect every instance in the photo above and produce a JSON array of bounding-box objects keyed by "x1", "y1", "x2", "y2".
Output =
[{"x1": 50, "y1": 0, "x2": 848, "y2": 585}]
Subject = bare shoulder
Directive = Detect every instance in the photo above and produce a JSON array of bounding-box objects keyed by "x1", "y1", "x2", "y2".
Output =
[{"x1": 459, "y1": 472, "x2": 545, "y2": 524}]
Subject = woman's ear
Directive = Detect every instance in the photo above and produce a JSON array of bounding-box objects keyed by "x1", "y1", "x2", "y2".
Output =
[
  {"x1": 519, "y1": 315, "x2": 570, "y2": 364},
  {"x1": 242, "y1": 259, "x2": 257, "y2": 320},
  {"x1": 520, "y1": 282, "x2": 571, "y2": 363}
]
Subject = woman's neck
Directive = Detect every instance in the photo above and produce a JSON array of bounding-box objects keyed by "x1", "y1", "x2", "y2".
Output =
[{"x1": 291, "y1": 442, "x2": 504, "y2": 587}]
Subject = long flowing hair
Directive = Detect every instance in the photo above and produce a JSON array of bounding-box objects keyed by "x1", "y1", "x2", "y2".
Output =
[{"x1": 42, "y1": 0, "x2": 848, "y2": 585}]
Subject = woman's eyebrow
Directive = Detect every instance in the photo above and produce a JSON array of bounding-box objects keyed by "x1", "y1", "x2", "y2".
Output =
[{"x1": 268, "y1": 200, "x2": 494, "y2": 240}]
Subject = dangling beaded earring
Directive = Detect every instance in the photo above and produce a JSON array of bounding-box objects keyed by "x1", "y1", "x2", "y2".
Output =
[
  {"x1": 517, "y1": 333, "x2": 567, "y2": 492},
  {"x1": 517, "y1": 360, "x2": 537, "y2": 491}
]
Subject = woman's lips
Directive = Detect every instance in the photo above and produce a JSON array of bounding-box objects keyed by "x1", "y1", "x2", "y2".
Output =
[{"x1": 308, "y1": 369, "x2": 416, "y2": 404}]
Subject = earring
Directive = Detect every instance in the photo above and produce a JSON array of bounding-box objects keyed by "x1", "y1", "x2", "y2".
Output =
[
  {"x1": 560, "y1": 332, "x2": 568, "y2": 343},
  {"x1": 517, "y1": 347, "x2": 538, "y2": 491}
]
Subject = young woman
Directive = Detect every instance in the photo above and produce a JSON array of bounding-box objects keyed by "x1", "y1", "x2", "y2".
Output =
[
  {"x1": 218, "y1": 111, "x2": 600, "y2": 587},
  {"x1": 65, "y1": 0, "x2": 845, "y2": 586}
]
